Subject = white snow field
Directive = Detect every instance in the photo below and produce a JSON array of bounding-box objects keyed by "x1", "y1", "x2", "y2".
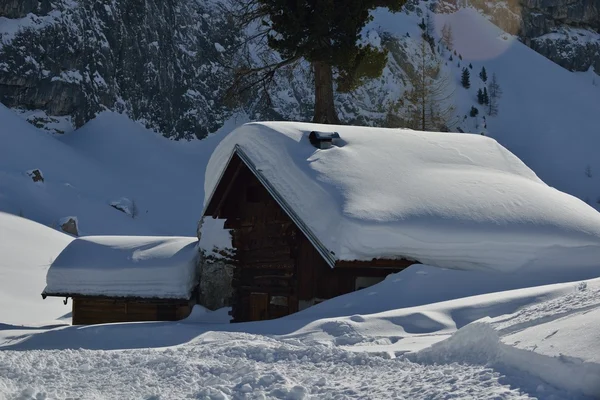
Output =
[
  {"x1": 1, "y1": 264, "x2": 599, "y2": 399},
  {"x1": 206, "y1": 121, "x2": 600, "y2": 271},
  {"x1": 0, "y1": 103, "x2": 235, "y2": 237},
  {"x1": 44, "y1": 236, "x2": 199, "y2": 298}
]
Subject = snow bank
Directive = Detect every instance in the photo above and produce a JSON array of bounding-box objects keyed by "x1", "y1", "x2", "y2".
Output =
[
  {"x1": 44, "y1": 236, "x2": 200, "y2": 299},
  {"x1": 415, "y1": 320, "x2": 600, "y2": 398},
  {"x1": 205, "y1": 121, "x2": 600, "y2": 271},
  {"x1": 0, "y1": 212, "x2": 72, "y2": 324}
]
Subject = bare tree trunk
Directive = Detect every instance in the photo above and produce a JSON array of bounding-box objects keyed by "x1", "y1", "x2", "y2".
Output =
[{"x1": 312, "y1": 61, "x2": 341, "y2": 124}]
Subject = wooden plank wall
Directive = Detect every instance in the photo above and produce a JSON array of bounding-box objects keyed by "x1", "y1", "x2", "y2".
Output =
[
  {"x1": 222, "y1": 166, "x2": 300, "y2": 322},
  {"x1": 72, "y1": 297, "x2": 193, "y2": 325}
]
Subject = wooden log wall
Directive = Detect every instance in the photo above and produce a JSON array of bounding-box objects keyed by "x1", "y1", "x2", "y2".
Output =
[{"x1": 72, "y1": 297, "x2": 193, "y2": 325}]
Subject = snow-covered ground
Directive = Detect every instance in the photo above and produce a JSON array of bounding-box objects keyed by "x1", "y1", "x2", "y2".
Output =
[
  {"x1": 1, "y1": 262, "x2": 599, "y2": 399},
  {"x1": 0, "y1": 212, "x2": 72, "y2": 326}
]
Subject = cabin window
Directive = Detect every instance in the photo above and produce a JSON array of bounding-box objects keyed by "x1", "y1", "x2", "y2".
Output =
[
  {"x1": 355, "y1": 276, "x2": 386, "y2": 291},
  {"x1": 246, "y1": 185, "x2": 262, "y2": 203}
]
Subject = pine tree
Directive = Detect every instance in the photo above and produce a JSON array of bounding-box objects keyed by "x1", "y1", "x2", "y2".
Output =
[
  {"x1": 477, "y1": 88, "x2": 484, "y2": 104},
  {"x1": 479, "y1": 66, "x2": 488, "y2": 82},
  {"x1": 482, "y1": 87, "x2": 489, "y2": 105},
  {"x1": 487, "y1": 73, "x2": 502, "y2": 115},
  {"x1": 449, "y1": 55, "x2": 453, "y2": 61},
  {"x1": 459, "y1": 54, "x2": 463, "y2": 60},
  {"x1": 461, "y1": 68, "x2": 471, "y2": 89},
  {"x1": 470, "y1": 106, "x2": 479, "y2": 117},
  {"x1": 469, "y1": 63, "x2": 473, "y2": 69},
  {"x1": 228, "y1": 0, "x2": 407, "y2": 124}
]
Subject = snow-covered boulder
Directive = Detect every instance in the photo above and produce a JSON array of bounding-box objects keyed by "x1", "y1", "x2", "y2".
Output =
[
  {"x1": 204, "y1": 121, "x2": 600, "y2": 272},
  {"x1": 110, "y1": 197, "x2": 138, "y2": 218}
]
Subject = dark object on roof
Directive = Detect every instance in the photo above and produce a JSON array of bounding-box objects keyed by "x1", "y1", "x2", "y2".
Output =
[{"x1": 309, "y1": 131, "x2": 340, "y2": 149}]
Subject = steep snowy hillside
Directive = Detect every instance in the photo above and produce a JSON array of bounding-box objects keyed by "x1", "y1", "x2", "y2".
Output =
[
  {"x1": 0, "y1": 104, "x2": 234, "y2": 236},
  {"x1": 0, "y1": 212, "x2": 72, "y2": 324}
]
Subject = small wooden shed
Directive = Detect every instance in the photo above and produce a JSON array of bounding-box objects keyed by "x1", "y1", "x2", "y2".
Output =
[{"x1": 42, "y1": 236, "x2": 200, "y2": 325}]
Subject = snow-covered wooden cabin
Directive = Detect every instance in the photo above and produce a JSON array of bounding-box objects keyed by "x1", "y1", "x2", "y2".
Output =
[
  {"x1": 203, "y1": 122, "x2": 600, "y2": 323},
  {"x1": 42, "y1": 236, "x2": 200, "y2": 325}
]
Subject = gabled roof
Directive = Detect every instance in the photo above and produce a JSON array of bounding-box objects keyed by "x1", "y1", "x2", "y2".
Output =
[
  {"x1": 203, "y1": 121, "x2": 600, "y2": 272},
  {"x1": 43, "y1": 236, "x2": 199, "y2": 299}
]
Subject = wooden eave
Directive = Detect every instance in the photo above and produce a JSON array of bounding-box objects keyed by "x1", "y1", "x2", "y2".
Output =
[{"x1": 42, "y1": 292, "x2": 193, "y2": 301}]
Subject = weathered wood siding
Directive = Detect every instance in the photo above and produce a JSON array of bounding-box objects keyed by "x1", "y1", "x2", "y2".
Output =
[
  {"x1": 221, "y1": 165, "x2": 299, "y2": 322},
  {"x1": 72, "y1": 297, "x2": 193, "y2": 325}
]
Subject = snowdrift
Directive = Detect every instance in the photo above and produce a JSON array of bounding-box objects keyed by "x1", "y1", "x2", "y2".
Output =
[
  {"x1": 44, "y1": 236, "x2": 200, "y2": 298},
  {"x1": 206, "y1": 121, "x2": 600, "y2": 271},
  {"x1": 0, "y1": 212, "x2": 72, "y2": 324}
]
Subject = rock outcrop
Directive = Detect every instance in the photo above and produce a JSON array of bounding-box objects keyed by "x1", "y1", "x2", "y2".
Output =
[{"x1": 0, "y1": 0, "x2": 240, "y2": 139}]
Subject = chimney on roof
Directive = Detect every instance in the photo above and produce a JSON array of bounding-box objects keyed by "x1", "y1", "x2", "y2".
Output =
[{"x1": 309, "y1": 131, "x2": 340, "y2": 149}]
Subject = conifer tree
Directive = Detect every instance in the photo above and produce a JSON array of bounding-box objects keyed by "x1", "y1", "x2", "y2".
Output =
[
  {"x1": 482, "y1": 87, "x2": 489, "y2": 105},
  {"x1": 461, "y1": 68, "x2": 471, "y2": 89},
  {"x1": 470, "y1": 106, "x2": 479, "y2": 117},
  {"x1": 469, "y1": 63, "x2": 473, "y2": 69},
  {"x1": 477, "y1": 88, "x2": 484, "y2": 104},
  {"x1": 487, "y1": 73, "x2": 502, "y2": 115},
  {"x1": 479, "y1": 66, "x2": 488, "y2": 82},
  {"x1": 229, "y1": 0, "x2": 407, "y2": 124}
]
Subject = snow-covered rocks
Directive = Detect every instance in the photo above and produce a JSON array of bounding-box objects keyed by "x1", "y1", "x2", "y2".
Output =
[
  {"x1": 110, "y1": 197, "x2": 138, "y2": 218},
  {"x1": 44, "y1": 236, "x2": 200, "y2": 299},
  {"x1": 205, "y1": 121, "x2": 600, "y2": 272},
  {"x1": 58, "y1": 216, "x2": 79, "y2": 236}
]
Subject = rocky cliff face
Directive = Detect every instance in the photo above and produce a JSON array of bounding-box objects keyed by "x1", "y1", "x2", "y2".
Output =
[
  {"x1": 466, "y1": 0, "x2": 600, "y2": 73},
  {"x1": 0, "y1": 0, "x2": 240, "y2": 138}
]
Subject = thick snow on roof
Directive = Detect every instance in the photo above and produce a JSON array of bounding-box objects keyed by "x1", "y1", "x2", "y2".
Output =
[
  {"x1": 205, "y1": 122, "x2": 600, "y2": 271},
  {"x1": 44, "y1": 236, "x2": 199, "y2": 299}
]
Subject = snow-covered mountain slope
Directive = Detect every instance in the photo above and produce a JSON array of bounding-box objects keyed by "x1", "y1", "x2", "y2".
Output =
[
  {"x1": 0, "y1": 212, "x2": 72, "y2": 325},
  {"x1": 0, "y1": 103, "x2": 234, "y2": 237},
  {"x1": 368, "y1": 6, "x2": 600, "y2": 208}
]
